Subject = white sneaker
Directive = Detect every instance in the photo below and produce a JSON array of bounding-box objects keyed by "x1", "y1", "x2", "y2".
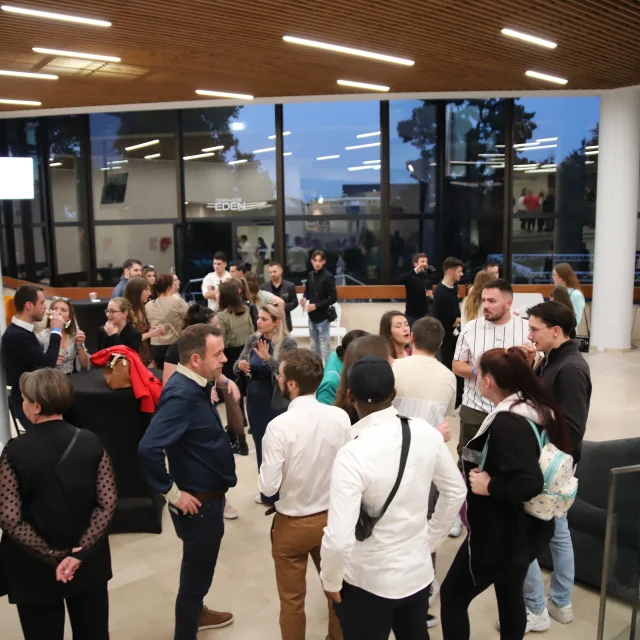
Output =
[
  {"x1": 223, "y1": 501, "x2": 238, "y2": 519},
  {"x1": 448, "y1": 514, "x2": 463, "y2": 538},
  {"x1": 426, "y1": 614, "x2": 438, "y2": 628},
  {"x1": 255, "y1": 493, "x2": 265, "y2": 505},
  {"x1": 429, "y1": 578, "x2": 440, "y2": 607},
  {"x1": 496, "y1": 607, "x2": 550, "y2": 633},
  {"x1": 546, "y1": 596, "x2": 574, "y2": 624}
]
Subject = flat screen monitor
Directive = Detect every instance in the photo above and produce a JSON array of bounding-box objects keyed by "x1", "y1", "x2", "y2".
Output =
[
  {"x1": 100, "y1": 171, "x2": 128, "y2": 205},
  {"x1": 0, "y1": 157, "x2": 35, "y2": 200}
]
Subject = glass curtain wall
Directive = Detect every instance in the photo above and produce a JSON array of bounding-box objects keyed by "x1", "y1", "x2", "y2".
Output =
[
  {"x1": 89, "y1": 110, "x2": 179, "y2": 285},
  {"x1": 283, "y1": 100, "x2": 382, "y2": 284},
  {"x1": 511, "y1": 97, "x2": 600, "y2": 285}
]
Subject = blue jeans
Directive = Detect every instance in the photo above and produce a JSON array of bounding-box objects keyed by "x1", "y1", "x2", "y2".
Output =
[
  {"x1": 309, "y1": 319, "x2": 331, "y2": 363},
  {"x1": 170, "y1": 499, "x2": 225, "y2": 640},
  {"x1": 523, "y1": 514, "x2": 574, "y2": 613}
]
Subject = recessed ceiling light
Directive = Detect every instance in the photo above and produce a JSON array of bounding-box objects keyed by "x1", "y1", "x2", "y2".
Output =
[
  {"x1": 585, "y1": 150, "x2": 599, "y2": 156},
  {"x1": 196, "y1": 89, "x2": 253, "y2": 100},
  {"x1": 363, "y1": 160, "x2": 380, "y2": 164},
  {"x1": 356, "y1": 131, "x2": 381, "y2": 139},
  {"x1": 228, "y1": 159, "x2": 248, "y2": 165},
  {"x1": 317, "y1": 154, "x2": 340, "y2": 160},
  {"x1": 144, "y1": 153, "x2": 161, "y2": 159},
  {"x1": 283, "y1": 152, "x2": 292, "y2": 156},
  {"x1": 0, "y1": 98, "x2": 41, "y2": 105},
  {"x1": 125, "y1": 139, "x2": 159, "y2": 151},
  {"x1": 268, "y1": 131, "x2": 291, "y2": 139},
  {"x1": 33, "y1": 47, "x2": 120, "y2": 62},
  {"x1": 201, "y1": 145, "x2": 224, "y2": 153},
  {"x1": 0, "y1": 69, "x2": 57, "y2": 80},
  {"x1": 49, "y1": 162, "x2": 62, "y2": 167},
  {"x1": 501, "y1": 28, "x2": 557, "y2": 49},
  {"x1": 337, "y1": 79, "x2": 390, "y2": 92},
  {"x1": 537, "y1": 137, "x2": 558, "y2": 143},
  {"x1": 2, "y1": 5, "x2": 111, "y2": 27},
  {"x1": 525, "y1": 70, "x2": 568, "y2": 85},
  {"x1": 345, "y1": 142, "x2": 381, "y2": 150},
  {"x1": 283, "y1": 35, "x2": 414, "y2": 66},
  {"x1": 252, "y1": 147, "x2": 276, "y2": 154},
  {"x1": 183, "y1": 152, "x2": 215, "y2": 161},
  {"x1": 348, "y1": 164, "x2": 380, "y2": 171}
]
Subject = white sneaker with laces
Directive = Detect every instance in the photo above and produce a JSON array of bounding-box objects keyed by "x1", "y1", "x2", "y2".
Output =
[
  {"x1": 496, "y1": 607, "x2": 550, "y2": 633},
  {"x1": 429, "y1": 578, "x2": 440, "y2": 607},
  {"x1": 255, "y1": 493, "x2": 265, "y2": 505},
  {"x1": 223, "y1": 501, "x2": 238, "y2": 519},
  {"x1": 546, "y1": 596, "x2": 574, "y2": 624},
  {"x1": 448, "y1": 514, "x2": 463, "y2": 538}
]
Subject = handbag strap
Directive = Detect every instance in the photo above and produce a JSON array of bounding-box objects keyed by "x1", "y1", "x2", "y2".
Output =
[
  {"x1": 479, "y1": 417, "x2": 547, "y2": 471},
  {"x1": 377, "y1": 417, "x2": 412, "y2": 521}
]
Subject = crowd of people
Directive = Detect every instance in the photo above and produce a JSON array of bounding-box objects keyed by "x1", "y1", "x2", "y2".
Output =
[{"x1": 0, "y1": 250, "x2": 593, "y2": 640}]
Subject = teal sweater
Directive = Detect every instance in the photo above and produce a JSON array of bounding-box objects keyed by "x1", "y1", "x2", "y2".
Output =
[{"x1": 316, "y1": 350, "x2": 342, "y2": 405}]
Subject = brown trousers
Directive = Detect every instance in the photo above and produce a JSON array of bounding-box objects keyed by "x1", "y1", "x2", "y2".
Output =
[{"x1": 271, "y1": 511, "x2": 343, "y2": 640}]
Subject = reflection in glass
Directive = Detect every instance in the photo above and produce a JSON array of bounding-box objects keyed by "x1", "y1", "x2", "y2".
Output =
[
  {"x1": 444, "y1": 100, "x2": 506, "y2": 277},
  {"x1": 283, "y1": 101, "x2": 381, "y2": 216},
  {"x1": 285, "y1": 219, "x2": 381, "y2": 284},
  {"x1": 95, "y1": 223, "x2": 175, "y2": 286},
  {"x1": 390, "y1": 218, "x2": 436, "y2": 278},
  {"x1": 182, "y1": 105, "x2": 276, "y2": 218},
  {"x1": 390, "y1": 100, "x2": 437, "y2": 215},
  {"x1": 511, "y1": 97, "x2": 599, "y2": 283},
  {"x1": 89, "y1": 111, "x2": 179, "y2": 220}
]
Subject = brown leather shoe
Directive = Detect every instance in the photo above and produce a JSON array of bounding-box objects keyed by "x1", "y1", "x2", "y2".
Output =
[{"x1": 198, "y1": 606, "x2": 234, "y2": 630}]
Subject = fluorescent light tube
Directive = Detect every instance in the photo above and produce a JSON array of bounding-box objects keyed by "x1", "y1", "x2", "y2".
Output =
[
  {"x1": 501, "y1": 28, "x2": 557, "y2": 49},
  {"x1": 196, "y1": 89, "x2": 253, "y2": 100},
  {"x1": 144, "y1": 153, "x2": 161, "y2": 159},
  {"x1": 317, "y1": 155, "x2": 340, "y2": 160},
  {"x1": 337, "y1": 79, "x2": 389, "y2": 92},
  {"x1": 48, "y1": 162, "x2": 62, "y2": 167},
  {"x1": 0, "y1": 69, "x2": 57, "y2": 80},
  {"x1": 252, "y1": 147, "x2": 276, "y2": 154},
  {"x1": 585, "y1": 145, "x2": 599, "y2": 150},
  {"x1": 125, "y1": 139, "x2": 160, "y2": 151},
  {"x1": 407, "y1": 164, "x2": 414, "y2": 171},
  {"x1": 183, "y1": 152, "x2": 215, "y2": 161},
  {"x1": 356, "y1": 131, "x2": 381, "y2": 139},
  {"x1": 283, "y1": 35, "x2": 414, "y2": 66},
  {"x1": 228, "y1": 159, "x2": 248, "y2": 165},
  {"x1": 478, "y1": 153, "x2": 505, "y2": 157},
  {"x1": 2, "y1": 5, "x2": 110, "y2": 26},
  {"x1": 345, "y1": 142, "x2": 381, "y2": 150},
  {"x1": 584, "y1": 150, "x2": 599, "y2": 155},
  {"x1": 537, "y1": 137, "x2": 558, "y2": 143},
  {"x1": 525, "y1": 70, "x2": 568, "y2": 85},
  {"x1": 363, "y1": 160, "x2": 380, "y2": 164},
  {"x1": 268, "y1": 132, "x2": 290, "y2": 139},
  {"x1": 201, "y1": 145, "x2": 224, "y2": 152},
  {"x1": 516, "y1": 144, "x2": 557, "y2": 151},
  {"x1": 0, "y1": 98, "x2": 41, "y2": 105},
  {"x1": 283, "y1": 152, "x2": 292, "y2": 156},
  {"x1": 347, "y1": 164, "x2": 380, "y2": 171},
  {"x1": 33, "y1": 47, "x2": 120, "y2": 62}
]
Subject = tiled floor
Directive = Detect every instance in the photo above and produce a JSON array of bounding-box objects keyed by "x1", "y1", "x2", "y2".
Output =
[{"x1": 1, "y1": 348, "x2": 638, "y2": 638}]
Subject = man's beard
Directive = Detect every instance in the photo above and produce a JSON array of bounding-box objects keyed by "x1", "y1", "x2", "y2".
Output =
[
  {"x1": 484, "y1": 309, "x2": 506, "y2": 322},
  {"x1": 281, "y1": 382, "x2": 291, "y2": 401}
]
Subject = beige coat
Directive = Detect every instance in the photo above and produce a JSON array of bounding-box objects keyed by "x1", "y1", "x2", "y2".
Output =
[{"x1": 145, "y1": 295, "x2": 189, "y2": 345}]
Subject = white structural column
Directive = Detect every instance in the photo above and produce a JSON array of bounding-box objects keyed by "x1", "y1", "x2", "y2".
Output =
[{"x1": 591, "y1": 88, "x2": 640, "y2": 351}]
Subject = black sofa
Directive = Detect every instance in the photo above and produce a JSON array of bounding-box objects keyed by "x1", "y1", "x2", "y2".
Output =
[{"x1": 539, "y1": 437, "x2": 640, "y2": 602}]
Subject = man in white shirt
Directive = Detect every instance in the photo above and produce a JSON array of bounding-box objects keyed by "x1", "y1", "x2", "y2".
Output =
[
  {"x1": 453, "y1": 278, "x2": 533, "y2": 463},
  {"x1": 321, "y1": 356, "x2": 466, "y2": 639},
  {"x1": 201, "y1": 252, "x2": 232, "y2": 311},
  {"x1": 259, "y1": 348, "x2": 351, "y2": 640}
]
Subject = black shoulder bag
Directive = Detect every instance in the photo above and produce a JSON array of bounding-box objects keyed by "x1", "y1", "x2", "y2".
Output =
[{"x1": 355, "y1": 417, "x2": 411, "y2": 542}]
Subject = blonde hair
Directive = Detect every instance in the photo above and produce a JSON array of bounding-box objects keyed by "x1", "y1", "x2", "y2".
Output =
[
  {"x1": 463, "y1": 271, "x2": 494, "y2": 322},
  {"x1": 20, "y1": 368, "x2": 74, "y2": 415},
  {"x1": 258, "y1": 303, "x2": 289, "y2": 359},
  {"x1": 111, "y1": 296, "x2": 135, "y2": 325},
  {"x1": 46, "y1": 299, "x2": 77, "y2": 337}
]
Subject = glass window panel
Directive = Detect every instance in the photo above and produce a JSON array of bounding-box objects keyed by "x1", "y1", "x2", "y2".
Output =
[
  {"x1": 511, "y1": 97, "x2": 600, "y2": 284},
  {"x1": 55, "y1": 226, "x2": 90, "y2": 284},
  {"x1": 390, "y1": 101, "x2": 437, "y2": 215},
  {"x1": 183, "y1": 105, "x2": 276, "y2": 218},
  {"x1": 283, "y1": 102, "x2": 381, "y2": 216},
  {"x1": 90, "y1": 111, "x2": 178, "y2": 221},
  {"x1": 444, "y1": 99, "x2": 506, "y2": 274},
  {"x1": 95, "y1": 223, "x2": 175, "y2": 286},
  {"x1": 235, "y1": 223, "x2": 275, "y2": 283},
  {"x1": 390, "y1": 217, "x2": 437, "y2": 279},
  {"x1": 285, "y1": 218, "x2": 381, "y2": 284}
]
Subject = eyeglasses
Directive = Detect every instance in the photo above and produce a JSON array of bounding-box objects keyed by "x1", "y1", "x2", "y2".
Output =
[
  {"x1": 105, "y1": 309, "x2": 122, "y2": 316},
  {"x1": 52, "y1": 296, "x2": 71, "y2": 303}
]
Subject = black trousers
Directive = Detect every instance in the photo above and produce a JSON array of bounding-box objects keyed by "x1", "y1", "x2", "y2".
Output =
[
  {"x1": 170, "y1": 498, "x2": 225, "y2": 640},
  {"x1": 17, "y1": 583, "x2": 109, "y2": 640},
  {"x1": 440, "y1": 539, "x2": 528, "y2": 640},
  {"x1": 152, "y1": 344, "x2": 171, "y2": 370},
  {"x1": 334, "y1": 581, "x2": 432, "y2": 640}
]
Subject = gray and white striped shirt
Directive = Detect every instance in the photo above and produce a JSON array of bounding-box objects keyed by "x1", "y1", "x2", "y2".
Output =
[{"x1": 454, "y1": 314, "x2": 529, "y2": 414}]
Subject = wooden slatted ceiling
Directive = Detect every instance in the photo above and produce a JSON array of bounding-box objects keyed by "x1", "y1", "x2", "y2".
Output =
[{"x1": 0, "y1": 0, "x2": 638, "y2": 112}]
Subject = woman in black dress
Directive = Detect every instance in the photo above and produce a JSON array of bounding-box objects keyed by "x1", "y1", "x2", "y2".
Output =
[{"x1": 0, "y1": 368, "x2": 117, "y2": 639}]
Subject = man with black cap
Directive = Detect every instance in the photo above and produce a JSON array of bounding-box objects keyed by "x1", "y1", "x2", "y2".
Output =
[{"x1": 320, "y1": 356, "x2": 466, "y2": 638}]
